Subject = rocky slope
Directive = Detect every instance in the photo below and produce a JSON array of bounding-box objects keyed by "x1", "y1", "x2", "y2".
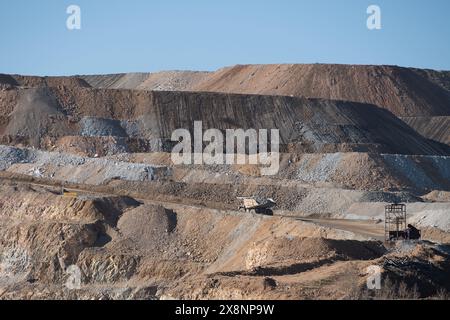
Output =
[
  {"x1": 80, "y1": 71, "x2": 210, "y2": 91},
  {"x1": 4, "y1": 64, "x2": 450, "y2": 149},
  {"x1": 191, "y1": 64, "x2": 450, "y2": 117},
  {"x1": 401, "y1": 116, "x2": 450, "y2": 145},
  {"x1": 0, "y1": 64, "x2": 449, "y2": 300},
  {"x1": 1, "y1": 181, "x2": 448, "y2": 300},
  {"x1": 4, "y1": 64, "x2": 450, "y2": 118},
  {"x1": 1, "y1": 87, "x2": 448, "y2": 155}
]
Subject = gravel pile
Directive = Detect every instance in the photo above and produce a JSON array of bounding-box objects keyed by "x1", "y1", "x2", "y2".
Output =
[
  {"x1": 120, "y1": 118, "x2": 162, "y2": 141},
  {"x1": 429, "y1": 156, "x2": 450, "y2": 181},
  {"x1": 346, "y1": 202, "x2": 450, "y2": 232},
  {"x1": 291, "y1": 152, "x2": 450, "y2": 191},
  {"x1": 120, "y1": 120, "x2": 142, "y2": 138},
  {"x1": 34, "y1": 149, "x2": 86, "y2": 166},
  {"x1": 359, "y1": 191, "x2": 420, "y2": 203},
  {"x1": 294, "y1": 188, "x2": 421, "y2": 217},
  {"x1": 80, "y1": 117, "x2": 164, "y2": 150},
  {"x1": 409, "y1": 205, "x2": 450, "y2": 232},
  {"x1": 0, "y1": 145, "x2": 170, "y2": 184},
  {"x1": 0, "y1": 146, "x2": 35, "y2": 170},
  {"x1": 80, "y1": 117, "x2": 128, "y2": 137},
  {"x1": 382, "y1": 154, "x2": 450, "y2": 190},
  {"x1": 296, "y1": 153, "x2": 342, "y2": 182}
]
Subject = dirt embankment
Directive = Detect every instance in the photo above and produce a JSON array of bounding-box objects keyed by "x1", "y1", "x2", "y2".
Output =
[
  {"x1": 1, "y1": 87, "x2": 448, "y2": 156},
  {"x1": 192, "y1": 64, "x2": 450, "y2": 117},
  {"x1": 401, "y1": 117, "x2": 450, "y2": 145},
  {"x1": 411, "y1": 68, "x2": 450, "y2": 92},
  {"x1": 0, "y1": 74, "x2": 90, "y2": 89},
  {"x1": 0, "y1": 65, "x2": 449, "y2": 300},
  {"x1": 80, "y1": 73, "x2": 150, "y2": 90},
  {"x1": 6, "y1": 64, "x2": 450, "y2": 119},
  {"x1": 80, "y1": 71, "x2": 210, "y2": 91},
  {"x1": 3, "y1": 65, "x2": 450, "y2": 150},
  {"x1": 0, "y1": 182, "x2": 448, "y2": 300}
]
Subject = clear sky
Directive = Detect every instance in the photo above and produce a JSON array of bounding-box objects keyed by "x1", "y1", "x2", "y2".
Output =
[{"x1": 1, "y1": 0, "x2": 449, "y2": 75}]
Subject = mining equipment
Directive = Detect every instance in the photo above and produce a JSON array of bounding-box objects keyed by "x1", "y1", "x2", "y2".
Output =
[
  {"x1": 238, "y1": 197, "x2": 276, "y2": 216},
  {"x1": 385, "y1": 203, "x2": 421, "y2": 241}
]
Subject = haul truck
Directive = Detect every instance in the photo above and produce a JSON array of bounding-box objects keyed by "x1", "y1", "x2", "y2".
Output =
[{"x1": 238, "y1": 197, "x2": 276, "y2": 216}]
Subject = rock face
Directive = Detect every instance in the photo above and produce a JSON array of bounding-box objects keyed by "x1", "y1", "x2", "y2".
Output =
[
  {"x1": 1, "y1": 87, "x2": 448, "y2": 155},
  {"x1": 0, "y1": 74, "x2": 90, "y2": 88},
  {"x1": 77, "y1": 65, "x2": 450, "y2": 119},
  {"x1": 80, "y1": 71, "x2": 211, "y2": 91},
  {"x1": 0, "y1": 64, "x2": 449, "y2": 300},
  {"x1": 6, "y1": 64, "x2": 450, "y2": 118},
  {"x1": 0, "y1": 182, "x2": 448, "y2": 300},
  {"x1": 4, "y1": 63, "x2": 450, "y2": 148},
  {"x1": 401, "y1": 116, "x2": 450, "y2": 145},
  {"x1": 191, "y1": 64, "x2": 450, "y2": 117}
]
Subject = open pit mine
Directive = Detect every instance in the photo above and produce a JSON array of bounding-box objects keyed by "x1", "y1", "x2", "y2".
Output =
[{"x1": 0, "y1": 64, "x2": 449, "y2": 300}]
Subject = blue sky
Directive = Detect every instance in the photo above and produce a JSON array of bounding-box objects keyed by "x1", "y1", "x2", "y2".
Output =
[{"x1": 0, "y1": 0, "x2": 449, "y2": 75}]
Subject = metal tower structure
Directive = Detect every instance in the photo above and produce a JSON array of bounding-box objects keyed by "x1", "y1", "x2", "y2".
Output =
[{"x1": 385, "y1": 203, "x2": 407, "y2": 241}]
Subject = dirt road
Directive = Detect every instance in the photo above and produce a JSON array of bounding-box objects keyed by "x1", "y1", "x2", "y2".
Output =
[
  {"x1": 297, "y1": 218, "x2": 385, "y2": 241},
  {"x1": 0, "y1": 175, "x2": 387, "y2": 241}
]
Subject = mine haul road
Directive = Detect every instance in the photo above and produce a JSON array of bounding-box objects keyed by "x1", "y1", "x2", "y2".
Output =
[{"x1": 0, "y1": 174, "x2": 385, "y2": 241}]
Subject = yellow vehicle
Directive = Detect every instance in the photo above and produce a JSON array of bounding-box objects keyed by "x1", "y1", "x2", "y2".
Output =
[{"x1": 61, "y1": 187, "x2": 77, "y2": 197}]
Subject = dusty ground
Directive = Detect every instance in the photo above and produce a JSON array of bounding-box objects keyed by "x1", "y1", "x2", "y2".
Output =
[
  {"x1": 0, "y1": 180, "x2": 449, "y2": 300},
  {"x1": 0, "y1": 64, "x2": 449, "y2": 300}
]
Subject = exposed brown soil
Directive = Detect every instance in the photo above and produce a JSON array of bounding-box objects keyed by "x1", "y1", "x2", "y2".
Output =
[
  {"x1": 1, "y1": 181, "x2": 448, "y2": 300},
  {"x1": 1, "y1": 87, "x2": 448, "y2": 155},
  {"x1": 0, "y1": 64, "x2": 449, "y2": 300},
  {"x1": 6, "y1": 64, "x2": 450, "y2": 119},
  {"x1": 192, "y1": 64, "x2": 450, "y2": 117},
  {"x1": 3, "y1": 64, "x2": 450, "y2": 153},
  {"x1": 0, "y1": 74, "x2": 90, "y2": 89},
  {"x1": 401, "y1": 116, "x2": 450, "y2": 145},
  {"x1": 80, "y1": 71, "x2": 210, "y2": 91}
]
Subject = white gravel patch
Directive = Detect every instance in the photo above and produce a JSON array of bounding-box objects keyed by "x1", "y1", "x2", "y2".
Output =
[
  {"x1": 296, "y1": 153, "x2": 343, "y2": 182},
  {"x1": 382, "y1": 154, "x2": 434, "y2": 189},
  {"x1": 0, "y1": 145, "x2": 171, "y2": 184}
]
